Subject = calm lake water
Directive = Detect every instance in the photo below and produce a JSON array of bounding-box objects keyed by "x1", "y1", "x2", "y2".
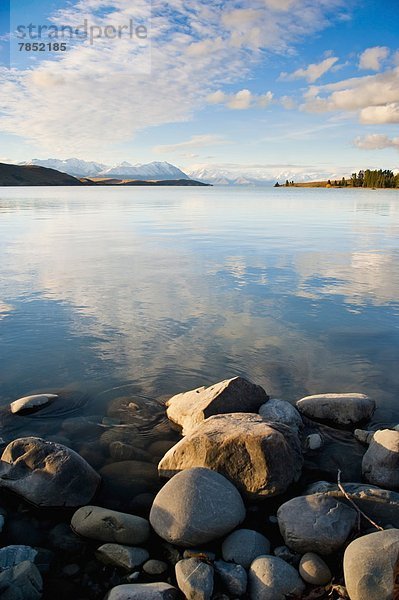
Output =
[{"x1": 1, "y1": 186, "x2": 399, "y2": 449}]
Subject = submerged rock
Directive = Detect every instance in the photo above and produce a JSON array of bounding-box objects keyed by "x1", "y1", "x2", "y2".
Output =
[
  {"x1": 10, "y1": 394, "x2": 58, "y2": 415},
  {"x1": 158, "y1": 413, "x2": 302, "y2": 499},
  {"x1": 71, "y1": 506, "x2": 150, "y2": 544},
  {"x1": 104, "y1": 582, "x2": 178, "y2": 599},
  {"x1": 0, "y1": 560, "x2": 42, "y2": 600},
  {"x1": 296, "y1": 393, "x2": 375, "y2": 427},
  {"x1": 362, "y1": 429, "x2": 399, "y2": 490},
  {"x1": 344, "y1": 529, "x2": 399, "y2": 600},
  {"x1": 304, "y1": 481, "x2": 399, "y2": 528},
  {"x1": 221, "y1": 529, "x2": 270, "y2": 569},
  {"x1": 175, "y1": 558, "x2": 214, "y2": 600},
  {"x1": 277, "y1": 494, "x2": 357, "y2": 555},
  {"x1": 258, "y1": 399, "x2": 303, "y2": 431},
  {"x1": 150, "y1": 468, "x2": 246, "y2": 547},
  {"x1": 0, "y1": 437, "x2": 100, "y2": 507},
  {"x1": 248, "y1": 556, "x2": 305, "y2": 600},
  {"x1": 165, "y1": 377, "x2": 268, "y2": 435}
]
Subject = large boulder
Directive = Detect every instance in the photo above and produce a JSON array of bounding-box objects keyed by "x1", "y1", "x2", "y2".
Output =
[
  {"x1": 362, "y1": 429, "x2": 399, "y2": 490},
  {"x1": 304, "y1": 481, "x2": 399, "y2": 528},
  {"x1": 248, "y1": 556, "x2": 305, "y2": 600},
  {"x1": 149, "y1": 468, "x2": 245, "y2": 547},
  {"x1": 175, "y1": 558, "x2": 214, "y2": 600},
  {"x1": 158, "y1": 414, "x2": 302, "y2": 499},
  {"x1": 71, "y1": 506, "x2": 150, "y2": 544},
  {"x1": 258, "y1": 399, "x2": 303, "y2": 431},
  {"x1": 277, "y1": 494, "x2": 357, "y2": 555},
  {"x1": 166, "y1": 377, "x2": 268, "y2": 435},
  {"x1": 104, "y1": 583, "x2": 178, "y2": 599},
  {"x1": 344, "y1": 529, "x2": 399, "y2": 600},
  {"x1": 221, "y1": 529, "x2": 271, "y2": 569},
  {"x1": 296, "y1": 393, "x2": 375, "y2": 427},
  {"x1": 0, "y1": 437, "x2": 100, "y2": 508}
]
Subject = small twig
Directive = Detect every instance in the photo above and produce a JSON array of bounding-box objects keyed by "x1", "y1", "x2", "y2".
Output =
[{"x1": 337, "y1": 470, "x2": 384, "y2": 531}]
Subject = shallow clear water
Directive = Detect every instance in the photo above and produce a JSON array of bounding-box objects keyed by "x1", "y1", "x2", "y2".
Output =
[{"x1": 0, "y1": 185, "x2": 399, "y2": 444}]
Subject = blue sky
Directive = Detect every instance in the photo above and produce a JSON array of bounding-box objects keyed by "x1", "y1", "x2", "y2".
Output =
[{"x1": 0, "y1": 0, "x2": 399, "y2": 180}]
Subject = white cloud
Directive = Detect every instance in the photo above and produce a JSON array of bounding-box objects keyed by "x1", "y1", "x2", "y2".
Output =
[
  {"x1": 360, "y1": 103, "x2": 399, "y2": 124},
  {"x1": 153, "y1": 134, "x2": 228, "y2": 154},
  {"x1": 302, "y1": 67, "x2": 399, "y2": 124},
  {"x1": 0, "y1": 0, "x2": 346, "y2": 154},
  {"x1": 280, "y1": 56, "x2": 339, "y2": 83},
  {"x1": 359, "y1": 46, "x2": 389, "y2": 71},
  {"x1": 354, "y1": 134, "x2": 399, "y2": 150},
  {"x1": 207, "y1": 88, "x2": 273, "y2": 110},
  {"x1": 228, "y1": 89, "x2": 253, "y2": 110}
]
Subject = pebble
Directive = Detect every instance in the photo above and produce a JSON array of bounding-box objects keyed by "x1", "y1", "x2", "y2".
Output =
[
  {"x1": 175, "y1": 558, "x2": 214, "y2": 600},
  {"x1": 214, "y1": 560, "x2": 247, "y2": 596},
  {"x1": 143, "y1": 560, "x2": 168, "y2": 575},
  {"x1": 222, "y1": 529, "x2": 270, "y2": 569},
  {"x1": 96, "y1": 544, "x2": 149, "y2": 571},
  {"x1": 299, "y1": 552, "x2": 332, "y2": 585}
]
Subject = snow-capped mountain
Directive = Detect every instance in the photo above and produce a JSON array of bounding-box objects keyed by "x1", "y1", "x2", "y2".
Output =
[
  {"x1": 99, "y1": 161, "x2": 189, "y2": 180},
  {"x1": 21, "y1": 159, "x2": 190, "y2": 181},
  {"x1": 187, "y1": 167, "x2": 274, "y2": 186},
  {"x1": 22, "y1": 158, "x2": 107, "y2": 177},
  {"x1": 187, "y1": 165, "x2": 344, "y2": 186}
]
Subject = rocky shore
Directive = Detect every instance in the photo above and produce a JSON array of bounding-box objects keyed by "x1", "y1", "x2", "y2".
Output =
[{"x1": 0, "y1": 378, "x2": 398, "y2": 599}]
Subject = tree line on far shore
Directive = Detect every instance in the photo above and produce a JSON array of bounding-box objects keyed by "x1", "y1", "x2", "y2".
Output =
[{"x1": 275, "y1": 169, "x2": 399, "y2": 188}]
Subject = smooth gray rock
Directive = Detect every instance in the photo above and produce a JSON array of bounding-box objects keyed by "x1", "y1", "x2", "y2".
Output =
[
  {"x1": 362, "y1": 429, "x2": 399, "y2": 490},
  {"x1": 159, "y1": 414, "x2": 302, "y2": 499},
  {"x1": 166, "y1": 377, "x2": 268, "y2": 435},
  {"x1": 104, "y1": 582, "x2": 178, "y2": 599},
  {"x1": 248, "y1": 556, "x2": 305, "y2": 600},
  {"x1": 222, "y1": 529, "x2": 270, "y2": 569},
  {"x1": 150, "y1": 468, "x2": 245, "y2": 547},
  {"x1": 175, "y1": 558, "x2": 214, "y2": 600},
  {"x1": 304, "y1": 481, "x2": 399, "y2": 528},
  {"x1": 299, "y1": 552, "x2": 332, "y2": 585},
  {"x1": 10, "y1": 394, "x2": 58, "y2": 415},
  {"x1": 258, "y1": 399, "x2": 303, "y2": 430},
  {"x1": 277, "y1": 494, "x2": 357, "y2": 555},
  {"x1": 0, "y1": 560, "x2": 42, "y2": 600},
  {"x1": 0, "y1": 437, "x2": 100, "y2": 507},
  {"x1": 0, "y1": 546, "x2": 37, "y2": 570},
  {"x1": 71, "y1": 506, "x2": 150, "y2": 544},
  {"x1": 142, "y1": 560, "x2": 168, "y2": 575},
  {"x1": 344, "y1": 529, "x2": 399, "y2": 600},
  {"x1": 214, "y1": 560, "x2": 247, "y2": 596},
  {"x1": 96, "y1": 544, "x2": 149, "y2": 571},
  {"x1": 296, "y1": 393, "x2": 375, "y2": 427}
]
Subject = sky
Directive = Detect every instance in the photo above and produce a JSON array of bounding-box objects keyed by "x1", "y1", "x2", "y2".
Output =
[{"x1": 0, "y1": 0, "x2": 399, "y2": 180}]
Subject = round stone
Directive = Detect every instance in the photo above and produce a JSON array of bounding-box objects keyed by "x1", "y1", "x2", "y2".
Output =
[
  {"x1": 248, "y1": 556, "x2": 305, "y2": 600},
  {"x1": 150, "y1": 468, "x2": 246, "y2": 547},
  {"x1": 222, "y1": 529, "x2": 271, "y2": 569},
  {"x1": 299, "y1": 553, "x2": 332, "y2": 585}
]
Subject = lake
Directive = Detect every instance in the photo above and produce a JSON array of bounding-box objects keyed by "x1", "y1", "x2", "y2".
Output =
[{"x1": 0, "y1": 186, "x2": 399, "y2": 456}]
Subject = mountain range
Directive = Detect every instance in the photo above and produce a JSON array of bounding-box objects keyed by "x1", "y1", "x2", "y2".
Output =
[{"x1": 21, "y1": 159, "x2": 190, "y2": 181}]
